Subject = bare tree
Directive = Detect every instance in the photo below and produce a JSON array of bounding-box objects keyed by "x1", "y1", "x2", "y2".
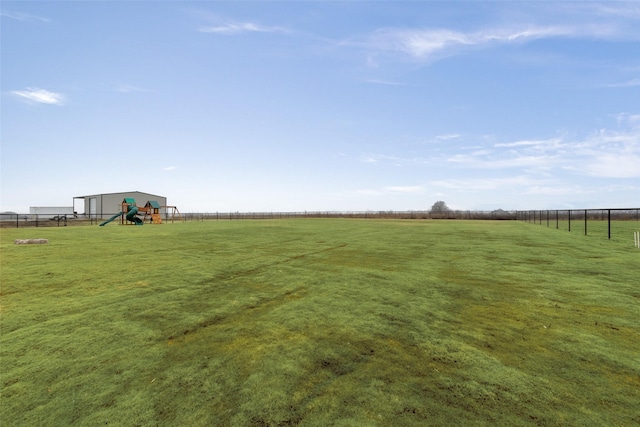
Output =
[{"x1": 431, "y1": 201, "x2": 450, "y2": 213}]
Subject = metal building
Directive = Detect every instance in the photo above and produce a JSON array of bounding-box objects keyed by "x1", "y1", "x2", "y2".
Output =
[{"x1": 73, "y1": 191, "x2": 168, "y2": 219}]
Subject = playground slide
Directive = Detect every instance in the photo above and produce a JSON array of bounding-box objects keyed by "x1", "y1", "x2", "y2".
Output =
[
  {"x1": 125, "y1": 206, "x2": 144, "y2": 225},
  {"x1": 99, "y1": 212, "x2": 123, "y2": 226},
  {"x1": 99, "y1": 207, "x2": 143, "y2": 226}
]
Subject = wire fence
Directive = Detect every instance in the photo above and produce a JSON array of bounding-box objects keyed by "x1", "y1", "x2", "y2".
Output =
[
  {"x1": 179, "y1": 210, "x2": 518, "y2": 221},
  {"x1": 0, "y1": 213, "x2": 83, "y2": 228},
  {"x1": 516, "y1": 208, "x2": 640, "y2": 243},
  {"x1": 2, "y1": 207, "x2": 638, "y2": 247},
  {"x1": 1, "y1": 209, "x2": 517, "y2": 228},
  {"x1": 0, "y1": 213, "x2": 178, "y2": 228}
]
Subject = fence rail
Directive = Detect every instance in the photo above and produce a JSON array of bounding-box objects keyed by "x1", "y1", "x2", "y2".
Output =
[{"x1": 516, "y1": 208, "x2": 640, "y2": 242}]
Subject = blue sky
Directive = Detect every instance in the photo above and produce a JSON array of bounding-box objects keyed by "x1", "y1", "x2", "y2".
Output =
[{"x1": 2, "y1": 1, "x2": 639, "y2": 213}]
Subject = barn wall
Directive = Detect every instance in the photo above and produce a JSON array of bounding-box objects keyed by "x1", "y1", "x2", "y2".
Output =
[{"x1": 75, "y1": 192, "x2": 167, "y2": 219}]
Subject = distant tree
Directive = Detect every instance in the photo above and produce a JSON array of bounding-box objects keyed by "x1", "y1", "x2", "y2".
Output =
[{"x1": 430, "y1": 200, "x2": 450, "y2": 213}]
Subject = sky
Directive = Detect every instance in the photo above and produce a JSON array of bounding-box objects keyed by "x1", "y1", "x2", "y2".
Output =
[{"x1": 1, "y1": 1, "x2": 639, "y2": 213}]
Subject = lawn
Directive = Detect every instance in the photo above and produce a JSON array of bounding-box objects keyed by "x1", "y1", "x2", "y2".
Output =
[{"x1": 1, "y1": 219, "x2": 639, "y2": 426}]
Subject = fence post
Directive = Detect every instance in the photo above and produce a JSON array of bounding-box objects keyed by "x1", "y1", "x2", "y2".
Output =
[
  {"x1": 608, "y1": 209, "x2": 611, "y2": 240},
  {"x1": 584, "y1": 209, "x2": 587, "y2": 236},
  {"x1": 568, "y1": 210, "x2": 571, "y2": 232}
]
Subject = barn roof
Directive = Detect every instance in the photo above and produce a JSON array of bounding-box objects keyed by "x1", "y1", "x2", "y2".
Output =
[{"x1": 73, "y1": 191, "x2": 166, "y2": 199}]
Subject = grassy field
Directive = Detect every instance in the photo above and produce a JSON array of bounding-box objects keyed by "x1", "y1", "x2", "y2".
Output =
[{"x1": 1, "y1": 219, "x2": 639, "y2": 426}]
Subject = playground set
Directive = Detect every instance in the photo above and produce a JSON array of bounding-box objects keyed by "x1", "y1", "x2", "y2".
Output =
[{"x1": 99, "y1": 198, "x2": 182, "y2": 226}]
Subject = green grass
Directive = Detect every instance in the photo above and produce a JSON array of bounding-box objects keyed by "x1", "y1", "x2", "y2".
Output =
[{"x1": 1, "y1": 219, "x2": 639, "y2": 426}]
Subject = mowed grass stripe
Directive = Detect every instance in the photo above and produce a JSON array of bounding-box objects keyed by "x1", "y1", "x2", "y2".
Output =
[{"x1": 1, "y1": 219, "x2": 638, "y2": 426}]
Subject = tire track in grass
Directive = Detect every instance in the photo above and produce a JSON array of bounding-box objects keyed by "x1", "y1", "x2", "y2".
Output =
[
  {"x1": 202, "y1": 243, "x2": 348, "y2": 284},
  {"x1": 165, "y1": 243, "x2": 348, "y2": 342},
  {"x1": 166, "y1": 286, "x2": 309, "y2": 342}
]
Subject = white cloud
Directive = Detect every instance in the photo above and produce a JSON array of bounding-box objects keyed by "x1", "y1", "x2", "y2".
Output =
[
  {"x1": 612, "y1": 113, "x2": 640, "y2": 125},
  {"x1": 486, "y1": 129, "x2": 639, "y2": 178},
  {"x1": 523, "y1": 185, "x2": 588, "y2": 196},
  {"x1": 352, "y1": 4, "x2": 639, "y2": 65},
  {"x1": 604, "y1": 78, "x2": 640, "y2": 88},
  {"x1": 361, "y1": 25, "x2": 574, "y2": 61},
  {"x1": 494, "y1": 137, "x2": 563, "y2": 148},
  {"x1": 163, "y1": 166, "x2": 177, "y2": 171},
  {"x1": 365, "y1": 78, "x2": 406, "y2": 86},
  {"x1": 361, "y1": 124, "x2": 639, "y2": 181},
  {"x1": 355, "y1": 189, "x2": 383, "y2": 196},
  {"x1": 351, "y1": 122, "x2": 633, "y2": 183},
  {"x1": 576, "y1": 128, "x2": 640, "y2": 178},
  {"x1": 446, "y1": 153, "x2": 558, "y2": 169},
  {"x1": 431, "y1": 176, "x2": 535, "y2": 191},
  {"x1": 429, "y1": 177, "x2": 594, "y2": 200},
  {"x1": 584, "y1": 154, "x2": 640, "y2": 178},
  {"x1": 588, "y1": 2, "x2": 640, "y2": 19},
  {"x1": 436, "y1": 134, "x2": 461, "y2": 141},
  {"x1": 360, "y1": 154, "x2": 421, "y2": 166},
  {"x1": 199, "y1": 21, "x2": 289, "y2": 35},
  {"x1": 384, "y1": 185, "x2": 424, "y2": 194},
  {"x1": 1, "y1": 10, "x2": 50, "y2": 22},
  {"x1": 11, "y1": 87, "x2": 64, "y2": 105}
]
